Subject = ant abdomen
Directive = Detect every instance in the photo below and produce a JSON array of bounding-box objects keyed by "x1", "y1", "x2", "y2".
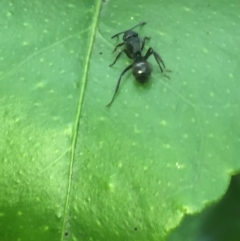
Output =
[{"x1": 132, "y1": 61, "x2": 152, "y2": 84}]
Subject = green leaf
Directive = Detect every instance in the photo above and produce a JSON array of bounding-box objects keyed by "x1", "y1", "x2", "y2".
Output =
[{"x1": 0, "y1": 0, "x2": 239, "y2": 241}]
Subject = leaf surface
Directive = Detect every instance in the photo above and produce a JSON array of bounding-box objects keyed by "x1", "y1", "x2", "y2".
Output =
[{"x1": 0, "y1": 0, "x2": 240, "y2": 241}]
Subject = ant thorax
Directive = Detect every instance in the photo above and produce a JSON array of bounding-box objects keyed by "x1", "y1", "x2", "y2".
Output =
[{"x1": 127, "y1": 36, "x2": 141, "y2": 55}]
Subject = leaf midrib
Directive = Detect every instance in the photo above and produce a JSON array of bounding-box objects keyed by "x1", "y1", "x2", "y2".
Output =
[{"x1": 60, "y1": 2, "x2": 102, "y2": 240}]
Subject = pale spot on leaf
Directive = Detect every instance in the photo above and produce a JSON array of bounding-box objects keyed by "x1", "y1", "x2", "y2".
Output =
[
  {"x1": 35, "y1": 81, "x2": 46, "y2": 89},
  {"x1": 176, "y1": 162, "x2": 184, "y2": 169},
  {"x1": 163, "y1": 144, "x2": 171, "y2": 149},
  {"x1": 22, "y1": 41, "x2": 29, "y2": 46},
  {"x1": 210, "y1": 92, "x2": 215, "y2": 97},
  {"x1": 183, "y1": 7, "x2": 191, "y2": 11},
  {"x1": 161, "y1": 120, "x2": 167, "y2": 126},
  {"x1": 203, "y1": 48, "x2": 209, "y2": 53},
  {"x1": 208, "y1": 133, "x2": 214, "y2": 138}
]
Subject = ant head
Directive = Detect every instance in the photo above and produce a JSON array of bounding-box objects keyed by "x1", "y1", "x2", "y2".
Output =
[
  {"x1": 132, "y1": 61, "x2": 152, "y2": 84},
  {"x1": 123, "y1": 30, "x2": 138, "y2": 41}
]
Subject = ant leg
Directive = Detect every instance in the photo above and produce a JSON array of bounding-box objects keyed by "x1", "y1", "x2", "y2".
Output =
[
  {"x1": 112, "y1": 42, "x2": 125, "y2": 53},
  {"x1": 111, "y1": 21, "x2": 147, "y2": 39},
  {"x1": 141, "y1": 37, "x2": 151, "y2": 51},
  {"x1": 106, "y1": 64, "x2": 133, "y2": 107},
  {"x1": 124, "y1": 49, "x2": 133, "y2": 59},
  {"x1": 109, "y1": 50, "x2": 132, "y2": 67},
  {"x1": 144, "y1": 47, "x2": 170, "y2": 79},
  {"x1": 109, "y1": 50, "x2": 124, "y2": 67},
  {"x1": 144, "y1": 47, "x2": 164, "y2": 70}
]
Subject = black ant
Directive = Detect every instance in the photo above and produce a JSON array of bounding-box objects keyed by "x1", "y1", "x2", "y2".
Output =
[{"x1": 106, "y1": 21, "x2": 170, "y2": 107}]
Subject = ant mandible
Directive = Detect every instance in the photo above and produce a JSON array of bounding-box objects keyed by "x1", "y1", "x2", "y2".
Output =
[{"x1": 106, "y1": 21, "x2": 170, "y2": 107}]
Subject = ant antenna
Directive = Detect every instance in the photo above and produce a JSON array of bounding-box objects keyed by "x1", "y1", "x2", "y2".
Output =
[{"x1": 111, "y1": 21, "x2": 147, "y2": 39}]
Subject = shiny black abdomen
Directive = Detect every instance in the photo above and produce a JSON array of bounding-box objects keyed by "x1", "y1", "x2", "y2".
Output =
[{"x1": 132, "y1": 61, "x2": 152, "y2": 84}]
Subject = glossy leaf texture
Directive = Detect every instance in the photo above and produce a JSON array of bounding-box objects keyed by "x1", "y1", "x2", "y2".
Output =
[{"x1": 0, "y1": 0, "x2": 239, "y2": 241}]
